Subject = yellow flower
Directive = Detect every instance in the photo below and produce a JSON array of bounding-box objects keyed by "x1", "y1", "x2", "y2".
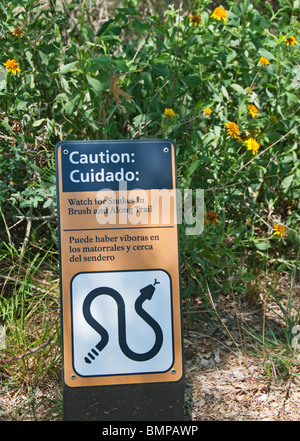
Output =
[
  {"x1": 245, "y1": 138, "x2": 260, "y2": 155},
  {"x1": 273, "y1": 224, "x2": 287, "y2": 238},
  {"x1": 12, "y1": 27, "x2": 25, "y2": 37},
  {"x1": 188, "y1": 13, "x2": 202, "y2": 27},
  {"x1": 164, "y1": 108, "x2": 175, "y2": 117},
  {"x1": 283, "y1": 35, "x2": 298, "y2": 46},
  {"x1": 205, "y1": 211, "x2": 219, "y2": 225},
  {"x1": 259, "y1": 56, "x2": 270, "y2": 66},
  {"x1": 247, "y1": 104, "x2": 259, "y2": 118},
  {"x1": 211, "y1": 7, "x2": 227, "y2": 22},
  {"x1": 225, "y1": 121, "x2": 239, "y2": 138},
  {"x1": 204, "y1": 107, "x2": 211, "y2": 115},
  {"x1": 3, "y1": 59, "x2": 21, "y2": 75}
]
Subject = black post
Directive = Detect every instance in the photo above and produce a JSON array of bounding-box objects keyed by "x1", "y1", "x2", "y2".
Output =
[
  {"x1": 63, "y1": 379, "x2": 185, "y2": 421},
  {"x1": 56, "y1": 139, "x2": 185, "y2": 422}
]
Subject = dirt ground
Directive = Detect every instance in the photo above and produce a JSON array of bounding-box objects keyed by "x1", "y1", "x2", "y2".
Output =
[
  {"x1": 1, "y1": 292, "x2": 300, "y2": 421},
  {"x1": 184, "y1": 294, "x2": 300, "y2": 421}
]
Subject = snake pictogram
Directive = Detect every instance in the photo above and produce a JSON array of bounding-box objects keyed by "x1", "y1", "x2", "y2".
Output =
[{"x1": 82, "y1": 279, "x2": 163, "y2": 363}]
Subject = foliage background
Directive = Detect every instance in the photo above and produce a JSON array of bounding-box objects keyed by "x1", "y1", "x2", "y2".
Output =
[{"x1": 0, "y1": 0, "x2": 299, "y2": 420}]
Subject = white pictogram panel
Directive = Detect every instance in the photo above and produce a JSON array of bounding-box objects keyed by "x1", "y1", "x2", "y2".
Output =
[{"x1": 71, "y1": 270, "x2": 173, "y2": 378}]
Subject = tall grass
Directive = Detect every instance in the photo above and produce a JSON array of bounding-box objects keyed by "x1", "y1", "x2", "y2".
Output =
[{"x1": 0, "y1": 0, "x2": 299, "y2": 419}]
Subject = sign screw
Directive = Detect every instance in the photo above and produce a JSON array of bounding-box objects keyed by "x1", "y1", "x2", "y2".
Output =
[
  {"x1": 163, "y1": 147, "x2": 169, "y2": 153},
  {"x1": 71, "y1": 374, "x2": 76, "y2": 380},
  {"x1": 171, "y1": 368, "x2": 176, "y2": 374},
  {"x1": 63, "y1": 149, "x2": 68, "y2": 155}
]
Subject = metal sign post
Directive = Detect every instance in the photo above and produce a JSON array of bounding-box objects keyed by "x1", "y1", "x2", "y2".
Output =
[{"x1": 55, "y1": 139, "x2": 184, "y2": 421}]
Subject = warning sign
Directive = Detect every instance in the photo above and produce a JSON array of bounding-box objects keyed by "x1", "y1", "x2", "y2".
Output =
[
  {"x1": 56, "y1": 139, "x2": 183, "y2": 387},
  {"x1": 71, "y1": 270, "x2": 173, "y2": 377}
]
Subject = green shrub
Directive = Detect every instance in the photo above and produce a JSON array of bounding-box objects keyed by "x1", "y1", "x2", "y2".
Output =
[{"x1": 0, "y1": 0, "x2": 299, "y2": 303}]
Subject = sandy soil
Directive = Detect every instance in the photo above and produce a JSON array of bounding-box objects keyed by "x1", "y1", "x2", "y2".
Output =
[
  {"x1": 1, "y1": 293, "x2": 299, "y2": 421},
  {"x1": 184, "y1": 294, "x2": 300, "y2": 421}
]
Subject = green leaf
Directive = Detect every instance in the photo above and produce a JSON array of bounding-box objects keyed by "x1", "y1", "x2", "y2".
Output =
[
  {"x1": 221, "y1": 85, "x2": 229, "y2": 99},
  {"x1": 182, "y1": 74, "x2": 202, "y2": 88},
  {"x1": 226, "y1": 49, "x2": 237, "y2": 64},
  {"x1": 286, "y1": 92, "x2": 298, "y2": 104},
  {"x1": 281, "y1": 174, "x2": 294, "y2": 193},
  {"x1": 97, "y1": 19, "x2": 115, "y2": 37},
  {"x1": 227, "y1": 226, "x2": 246, "y2": 235},
  {"x1": 86, "y1": 75, "x2": 103, "y2": 92},
  {"x1": 54, "y1": 93, "x2": 68, "y2": 102},
  {"x1": 230, "y1": 83, "x2": 245, "y2": 95},
  {"x1": 89, "y1": 56, "x2": 111, "y2": 67},
  {"x1": 188, "y1": 160, "x2": 201, "y2": 176},
  {"x1": 141, "y1": 71, "x2": 152, "y2": 90},
  {"x1": 32, "y1": 118, "x2": 46, "y2": 127},
  {"x1": 60, "y1": 62, "x2": 78, "y2": 74},
  {"x1": 151, "y1": 64, "x2": 170, "y2": 77},
  {"x1": 1, "y1": 117, "x2": 10, "y2": 131},
  {"x1": 253, "y1": 241, "x2": 270, "y2": 251},
  {"x1": 116, "y1": 7, "x2": 138, "y2": 15},
  {"x1": 153, "y1": 53, "x2": 173, "y2": 64},
  {"x1": 28, "y1": 163, "x2": 45, "y2": 175},
  {"x1": 202, "y1": 133, "x2": 215, "y2": 147},
  {"x1": 113, "y1": 60, "x2": 128, "y2": 73},
  {"x1": 43, "y1": 198, "x2": 53, "y2": 208},
  {"x1": 16, "y1": 101, "x2": 28, "y2": 111},
  {"x1": 63, "y1": 101, "x2": 74, "y2": 115},
  {"x1": 38, "y1": 50, "x2": 49, "y2": 66},
  {"x1": 258, "y1": 48, "x2": 275, "y2": 60}
]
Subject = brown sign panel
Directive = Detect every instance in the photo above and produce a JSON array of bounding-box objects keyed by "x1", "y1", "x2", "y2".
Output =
[{"x1": 56, "y1": 139, "x2": 183, "y2": 388}]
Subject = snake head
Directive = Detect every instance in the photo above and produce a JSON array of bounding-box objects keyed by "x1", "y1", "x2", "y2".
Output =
[{"x1": 139, "y1": 283, "x2": 156, "y2": 301}]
